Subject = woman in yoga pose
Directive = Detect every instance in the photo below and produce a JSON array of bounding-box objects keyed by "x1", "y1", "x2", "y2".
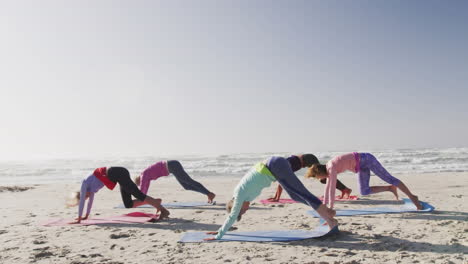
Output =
[
  {"x1": 306, "y1": 152, "x2": 422, "y2": 210},
  {"x1": 134, "y1": 160, "x2": 216, "y2": 203},
  {"x1": 268, "y1": 154, "x2": 352, "y2": 201},
  {"x1": 67, "y1": 167, "x2": 170, "y2": 223},
  {"x1": 205, "y1": 156, "x2": 337, "y2": 240}
]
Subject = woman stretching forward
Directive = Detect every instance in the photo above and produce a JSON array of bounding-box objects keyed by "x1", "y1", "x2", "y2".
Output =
[
  {"x1": 306, "y1": 152, "x2": 422, "y2": 210},
  {"x1": 269, "y1": 154, "x2": 352, "y2": 201},
  {"x1": 134, "y1": 160, "x2": 216, "y2": 203},
  {"x1": 205, "y1": 156, "x2": 337, "y2": 240},
  {"x1": 68, "y1": 167, "x2": 169, "y2": 223}
]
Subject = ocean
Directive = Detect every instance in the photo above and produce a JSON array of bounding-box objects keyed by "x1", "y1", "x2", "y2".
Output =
[{"x1": 0, "y1": 147, "x2": 467, "y2": 185}]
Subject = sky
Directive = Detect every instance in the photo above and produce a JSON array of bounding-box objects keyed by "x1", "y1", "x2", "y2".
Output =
[{"x1": 0, "y1": 1, "x2": 467, "y2": 160}]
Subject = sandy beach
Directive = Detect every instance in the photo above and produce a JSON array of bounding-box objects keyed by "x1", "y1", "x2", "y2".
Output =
[{"x1": 0, "y1": 172, "x2": 466, "y2": 264}]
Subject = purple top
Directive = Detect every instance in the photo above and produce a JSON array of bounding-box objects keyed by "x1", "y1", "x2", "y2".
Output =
[{"x1": 78, "y1": 174, "x2": 105, "y2": 218}]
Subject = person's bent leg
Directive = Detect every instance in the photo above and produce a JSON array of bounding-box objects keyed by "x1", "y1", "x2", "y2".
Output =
[
  {"x1": 367, "y1": 154, "x2": 421, "y2": 209},
  {"x1": 335, "y1": 180, "x2": 347, "y2": 191},
  {"x1": 320, "y1": 178, "x2": 348, "y2": 191},
  {"x1": 321, "y1": 178, "x2": 351, "y2": 198},
  {"x1": 120, "y1": 187, "x2": 134, "y2": 208},
  {"x1": 109, "y1": 167, "x2": 170, "y2": 217},
  {"x1": 369, "y1": 185, "x2": 396, "y2": 197},
  {"x1": 395, "y1": 182, "x2": 422, "y2": 209},
  {"x1": 108, "y1": 167, "x2": 135, "y2": 208},
  {"x1": 358, "y1": 168, "x2": 372, "y2": 196},
  {"x1": 167, "y1": 160, "x2": 215, "y2": 202},
  {"x1": 336, "y1": 179, "x2": 352, "y2": 198},
  {"x1": 125, "y1": 177, "x2": 170, "y2": 217},
  {"x1": 268, "y1": 157, "x2": 337, "y2": 228},
  {"x1": 277, "y1": 176, "x2": 322, "y2": 209},
  {"x1": 366, "y1": 154, "x2": 400, "y2": 199}
]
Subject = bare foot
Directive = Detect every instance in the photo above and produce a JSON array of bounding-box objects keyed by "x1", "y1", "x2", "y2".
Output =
[
  {"x1": 329, "y1": 218, "x2": 338, "y2": 228},
  {"x1": 207, "y1": 192, "x2": 216, "y2": 203},
  {"x1": 341, "y1": 188, "x2": 352, "y2": 199},
  {"x1": 390, "y1": 185, "x2": 399, "y2": 200},
  {"x1": 410, "y1": 195, "x2": 423, "y2": 210},
  {"x1": 158, "y1": 208, "x2": 170, "y2": 219},
  {"x1": 323, "y1": 217, "x2": 338, "y2": 229}
]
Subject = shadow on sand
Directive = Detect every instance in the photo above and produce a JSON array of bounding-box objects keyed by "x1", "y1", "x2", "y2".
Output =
[
  {"x1": 95, "y1": 217, "x2": 221, "y2": 231},
  {"x1": 285, "y1": 230, "x2": 466, "y2": 255},
  {"x1": 386, "y1": 210, "x2": 468, "y2": 222},
  {"x1": 161, "y1": 205, "x2": 272, "y2": 211},
  {"x1": 337, "y1": 199, "x2": 403, "y2": 206}
]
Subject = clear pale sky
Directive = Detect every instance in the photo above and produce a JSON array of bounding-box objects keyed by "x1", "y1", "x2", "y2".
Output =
[{"x1": 0, "y1": 1, "x2": 467, "y2": 160}]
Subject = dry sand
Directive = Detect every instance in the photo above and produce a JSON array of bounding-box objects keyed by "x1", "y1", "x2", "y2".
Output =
[{"x1": 0, "y1": 172, "x2": 466, "y2": 264}]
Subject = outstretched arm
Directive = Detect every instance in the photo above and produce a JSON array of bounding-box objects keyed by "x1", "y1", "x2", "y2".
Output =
[
  {"x1": 139, "y1": 173, "x2": 151, "y2": 195},
  {"x1": 268, "y1": 185, "x2": 283, "y2": 201},
  {"x1": 83, "y1": 192, "x2": 95, "y2": 220},
  {"x1": 71, "y1": 180, "x2": 88, "y2": 224},
  {"x1": 205, "y1": 198, "x2": 244, "y2": 240},
  {"x1": 327, "y1": 169, "x2": 337, "y2": 209}
]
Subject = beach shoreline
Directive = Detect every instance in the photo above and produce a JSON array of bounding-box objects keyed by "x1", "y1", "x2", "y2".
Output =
[{"x1": 0, "y1": 172, "x2": 466, "y2": 264}]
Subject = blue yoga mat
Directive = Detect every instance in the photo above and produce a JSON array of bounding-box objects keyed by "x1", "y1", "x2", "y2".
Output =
[
  {"x1": 179, "y1": 225, "x2": 339, "y2": 243},
  {"x1": 114, "y1": 201, "x2": 216, "y2": 209},
  {"x1": 307, "y1": 198, "x2": 434, "y2": 217}
]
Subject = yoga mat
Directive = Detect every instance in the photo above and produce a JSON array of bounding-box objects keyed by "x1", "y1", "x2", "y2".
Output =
[
  {"x1": 179, "y1": 225, "x2": 339, "y2": 243},
  {"x1": 307, "y1": 198, "x2": 435, "y2": 217},
  {"x1": 260, "y1": 195, "x2": 358, "y2": 205},
  {"x1": 114, "y1": 201, "x2": 216, "y2": 209},
  {"x1": 41, "y1": 212, "x2": 159, "y2": 226}
]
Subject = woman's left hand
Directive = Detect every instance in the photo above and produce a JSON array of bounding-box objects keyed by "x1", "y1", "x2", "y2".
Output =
[
  {"x1": 206, "y1": 231, "x2": 218, "y2": 235},
  {"x1": 203, "y1": 237, "x2": 216, "y2": 241}
]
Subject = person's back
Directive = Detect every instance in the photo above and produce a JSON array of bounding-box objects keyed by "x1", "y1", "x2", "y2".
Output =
[
  {"x1": 327, "y1": 153, "x2": 358, "y2": 175},
  {"x1": 233, "y1": 163, "x2": 276, "y2": 201}
]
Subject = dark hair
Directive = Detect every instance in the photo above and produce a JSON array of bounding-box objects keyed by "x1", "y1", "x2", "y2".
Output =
[
  {"x1": 302, "y1": 154, "x2": 319, "y2": 168},
  {"x1": 305, "y1": 164, "x2": 327, "y2": 179}
]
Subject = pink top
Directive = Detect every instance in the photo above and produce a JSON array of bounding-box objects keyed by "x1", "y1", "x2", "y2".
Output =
[
  {"x1": 138, "y1": 161, "x2": 170, "y2": 194},
  {"x1": 324, "y1": 152, "x2": 360, "y2": 209}
]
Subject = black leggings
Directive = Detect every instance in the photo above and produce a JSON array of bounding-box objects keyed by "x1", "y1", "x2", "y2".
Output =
[
  {"x1": 320, "y1": 178, "x2": 348, "y2": 191},
  {"x1": 107, "y1": 167, "x2": 147, "y2": 208}
]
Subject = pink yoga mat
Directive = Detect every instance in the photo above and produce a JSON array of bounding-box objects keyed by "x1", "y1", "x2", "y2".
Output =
[
  {"x1": 41, "y1": 212, "x2": 159, "y2": 226},
  {"x1": 260, "y1": 195, "x2": 358, "y2": 205}
]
